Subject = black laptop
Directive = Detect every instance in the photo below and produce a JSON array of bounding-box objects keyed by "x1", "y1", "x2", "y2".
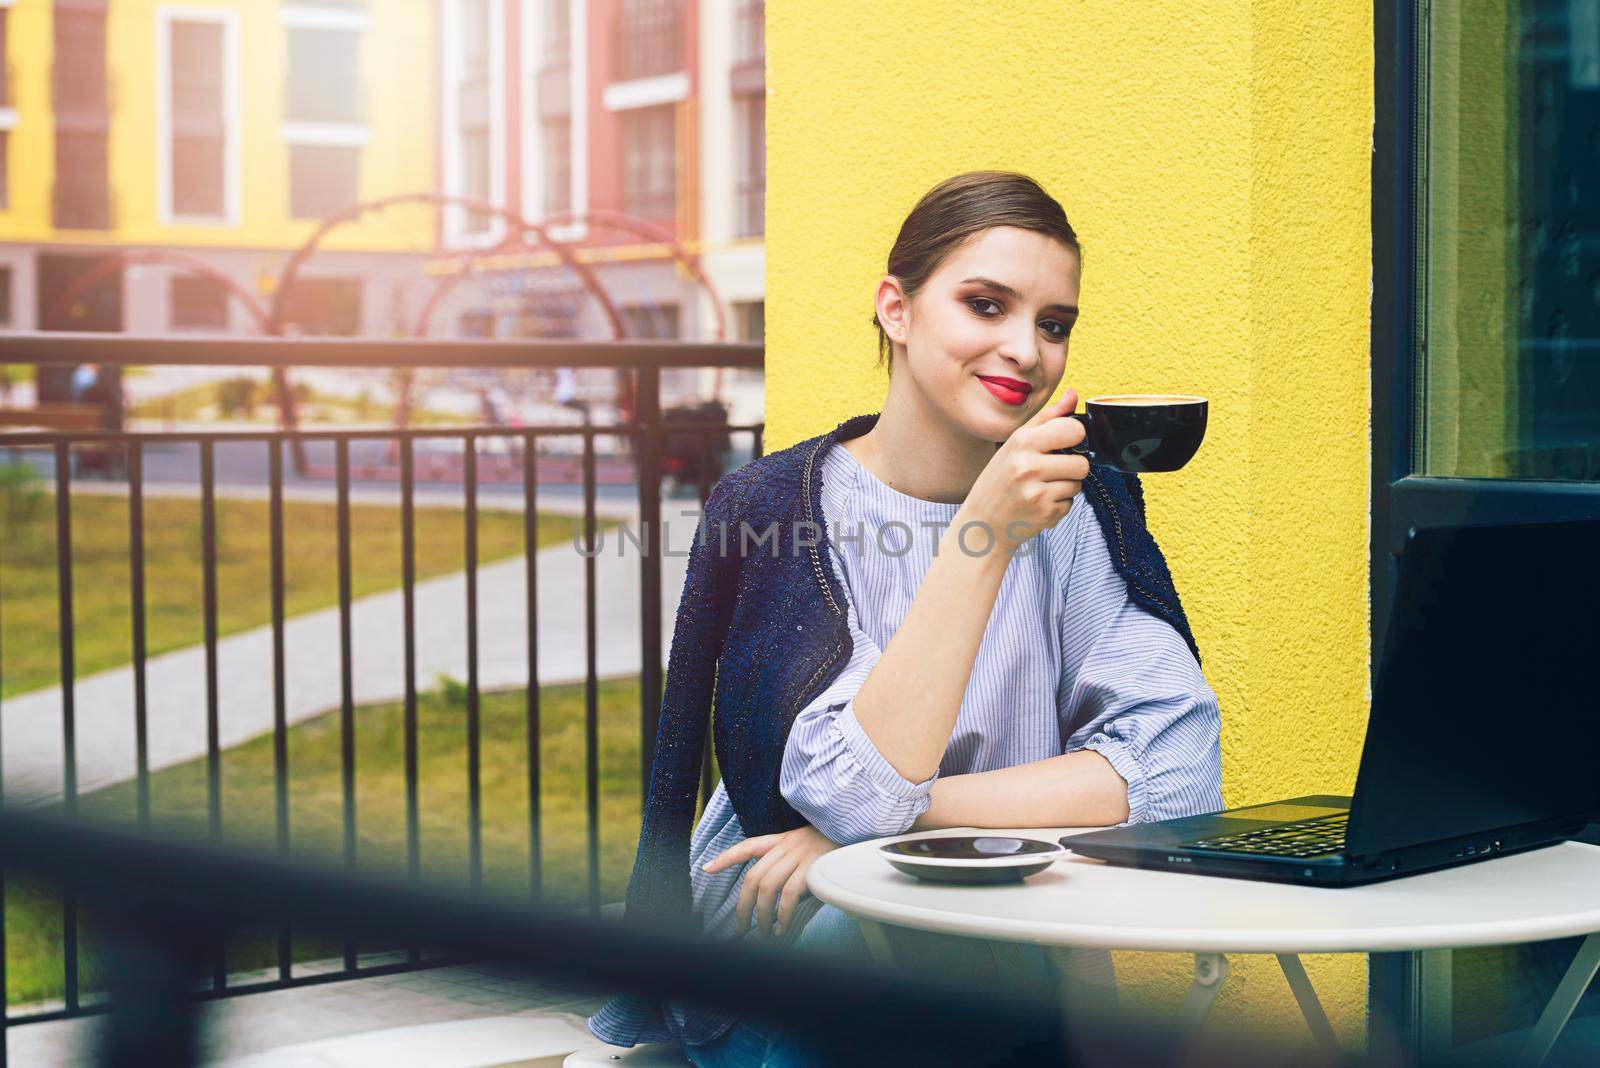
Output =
[{"x1": 1065, "y1": 518, "x2": 1600, "y2": 886}]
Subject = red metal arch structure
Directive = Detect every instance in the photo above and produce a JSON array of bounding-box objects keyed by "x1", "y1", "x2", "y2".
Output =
[
  {"x1": 275, "y1": 193, "x2": 733, "y2": 342},
  {"x1": 413, "y1": 207, "x2": 733, "y2": 341},
  {"x1": 269, "y1": 193, "x2": 737, "y2": 453}
]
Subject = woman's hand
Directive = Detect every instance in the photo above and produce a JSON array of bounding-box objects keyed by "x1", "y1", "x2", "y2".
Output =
[
  {"x1": 703, "y1": 825, "x2": 840, "y2": 938},
  {"x1": 959, "y1": 390, "x2": 1091, "y2": 554}
]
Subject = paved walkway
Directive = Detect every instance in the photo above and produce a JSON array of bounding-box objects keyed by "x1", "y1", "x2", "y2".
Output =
[{"x1": 2, "y1": 490, "x2": 708, "y2": 803}]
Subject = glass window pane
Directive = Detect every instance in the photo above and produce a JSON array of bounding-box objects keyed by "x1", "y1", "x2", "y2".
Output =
[
  {"x1": 171, "y1": 20, "x2": 224, "y2": 121},
  {"x1": 287, "y1": 28, "x2": 361, "y2": 124},
  {"x1": 1421, "y1": 0, "x2": 1600, "y2": 481},
  {"x1": 172, "y1": 133, "x2": 225, "y2": 217}
]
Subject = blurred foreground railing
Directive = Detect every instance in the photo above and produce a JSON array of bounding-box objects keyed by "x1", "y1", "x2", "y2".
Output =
[{"x1": 0, "y1": 805, "x2": 1416, "y2": 1067}]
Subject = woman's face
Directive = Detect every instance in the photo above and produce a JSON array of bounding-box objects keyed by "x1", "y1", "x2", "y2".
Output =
[{"x1": 878, "y1": 226, "x2": 1081, "y2": 444}]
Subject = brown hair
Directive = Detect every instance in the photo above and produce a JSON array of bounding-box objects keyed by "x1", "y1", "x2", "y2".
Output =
[{"x1": 870, "y1": 171, "x2": 1082, "y2": 375}]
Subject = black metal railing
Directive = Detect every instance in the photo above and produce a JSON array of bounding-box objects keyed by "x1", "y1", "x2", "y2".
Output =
[{"x1": 0, "y1": 333, "x2": 762, "y2": 1035}]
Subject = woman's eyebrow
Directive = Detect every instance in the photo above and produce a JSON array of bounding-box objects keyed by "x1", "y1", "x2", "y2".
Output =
[{"x1": 959, "y1": 277, "x2": 1078, "y2": 317}]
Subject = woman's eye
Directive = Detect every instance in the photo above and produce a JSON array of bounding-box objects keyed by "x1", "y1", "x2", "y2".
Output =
[{"x1": 968, "y1": 298, "x2": 1071, "y2": 342}]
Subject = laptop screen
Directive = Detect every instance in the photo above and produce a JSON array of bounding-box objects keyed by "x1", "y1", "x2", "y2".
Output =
[{"x1": 1345, "y1": 518, "x2": 1600, "y2": 858}]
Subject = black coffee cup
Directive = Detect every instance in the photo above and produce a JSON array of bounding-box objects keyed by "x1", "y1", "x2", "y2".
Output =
[{"x1": 1052, "y1": 395, "x2": 1208, "y2": 473}]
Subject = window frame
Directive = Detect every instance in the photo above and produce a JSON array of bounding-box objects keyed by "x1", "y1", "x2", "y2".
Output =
[
  {"x1": 1370, "y1": 0, "x2": 1600, "y2": 1043},
  {"x1": 157, "y1": 6, "x2": 240, "y2": 226}
]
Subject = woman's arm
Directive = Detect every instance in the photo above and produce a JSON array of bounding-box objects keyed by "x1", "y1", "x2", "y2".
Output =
[
  {"x1": 915, "y1": 498, "x2": 1224, "y2": 831},
  {"x1": 907, "y1": 604, "x2": 1222, "y2": 831},
  {"x1": 846, "y1": 510, "x2": 1015, "y2": 782},
  {"x1": 849, "y1": 398, "x2": 1089, "y2": 783},
  {"x1": 912, "y1": 750, "x2": 1129, "y2": 830}
]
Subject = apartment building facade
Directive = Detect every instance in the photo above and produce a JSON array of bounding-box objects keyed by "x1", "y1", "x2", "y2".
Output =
[
  {"x1": 0, "y1": 0, "x2": 437, "y2": 356},
  {"x1": 433, "y1": 0, "x2": 766, "y2": 358}
]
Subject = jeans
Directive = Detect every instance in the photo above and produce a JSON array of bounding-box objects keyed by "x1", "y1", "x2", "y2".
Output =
[{"x1": 682, "y1": 904, "x2": 1065, "y2": 1068}]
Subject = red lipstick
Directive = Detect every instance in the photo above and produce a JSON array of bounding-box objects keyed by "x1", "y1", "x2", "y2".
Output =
[{"x1": 977, "y1": 375, "x2": 1032, "y2": 407}]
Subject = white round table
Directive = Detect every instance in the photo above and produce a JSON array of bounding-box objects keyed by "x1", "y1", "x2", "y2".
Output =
[{"x1": 808, "y1": 826, "x2": 1600, "y2": 1064}]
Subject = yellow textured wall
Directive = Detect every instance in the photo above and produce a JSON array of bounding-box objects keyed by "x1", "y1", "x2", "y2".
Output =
[
  {"x1": 766, "y1": 0, "x2": 1373, "y2": 1046},
  {"x1": 0, "y1": 0, "x2": 434, "y2": 251}
]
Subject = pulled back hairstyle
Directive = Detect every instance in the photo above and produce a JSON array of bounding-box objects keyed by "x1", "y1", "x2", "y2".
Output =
[{"x1": 870, "y1": 171, "x2": 1082, "y2": 376}]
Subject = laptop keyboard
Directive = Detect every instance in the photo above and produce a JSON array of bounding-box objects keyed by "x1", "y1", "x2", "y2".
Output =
[{"x1": 1189, "y1": 813, "x2": 1349, "y2": 859}]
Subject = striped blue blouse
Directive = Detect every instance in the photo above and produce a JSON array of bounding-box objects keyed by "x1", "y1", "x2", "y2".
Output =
[{"x1": 589, "y1": 440, "x2": 1224, "y2": 1047}]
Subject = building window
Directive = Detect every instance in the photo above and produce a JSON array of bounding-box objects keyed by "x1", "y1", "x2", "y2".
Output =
[
  {"x1": 170, "y1": 276, "x2": 229, "y2": 330},
  {"x1": 461, "y1": 125, "x2": 492, "y2": 231},
  {"x1": 282, "y1": 278, "x2": 362, "y2": 335},
  {"x1": 54, "y1": 131, "x2": 111, "y2": 230},
  {"x1": 734, "y1": 0, "x2": 763, "y2": 67},
  {"x1": 733, "y1": 300, "x2": 764, "y2": 343},
  {"x1": 621, "y1": 303, "x2": 680, "y2": 340},
  {"x1": 0, "y1": 8, "x2": 11, "y2": 108},
  {"x1": 286, "y1": 27, "x2": 362, "y2": 123},
  {"x1": 735, "y1": 93, "x2": 764, "y2": 237},
  {"x1": 53, "y1": 8, "x2": 110, "y2": 115},
  {"x1": 289, "y1": 144, "x2": 359, "y2": 219},
  {"x1": 616, "y1": 0, "x2": 682, "y2": 81},
  {"x1": 1372, "y1": 2, "x2": 1600, "y2": 1034},
  {"x1": 450, "y1": 0, "x2": 497, "y2": 239},
  {"x1": 0, "y1": 266, "x2": 13, "y2": 326},
  {"x1": 458, "y1": 308, "x2": 494, "y2": 338},
  {"x1": 542, "y1": 0, "x2": 570, "y2": 66},
  {"x1": 541, "y1": 118, "x2": 571, "y2": 216},
  {"x1": 52, "y1": 6, "x2": 110, "y2": 230},
  {"x1": 172, "y1": 134, "x2": 225, "y2": 217},
  {"x1": 517, "y1": 287, "x2": 582, "y2": 338},
  {"x1": 620, "y1": 105, "x2": 676, "y2": 221},
  {"x1": 461, "y1": 0, "x2": 490, "y2": 80},
  {"x1": 168, "y1": 18, "x2": 228, "y2": 219},
  {"x1": 1408, "y1": 2, "x2": 1600, "y2": 483}
]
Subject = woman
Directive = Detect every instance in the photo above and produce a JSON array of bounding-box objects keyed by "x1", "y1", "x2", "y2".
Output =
[{"x1": 588, "y1": 171, "x2": 1223, "y2": 1065}]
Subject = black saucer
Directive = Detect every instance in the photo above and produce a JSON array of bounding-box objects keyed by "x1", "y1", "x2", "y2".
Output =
[{"x1": 879, "y1": 836, "x2": 1066, "y2": 885}]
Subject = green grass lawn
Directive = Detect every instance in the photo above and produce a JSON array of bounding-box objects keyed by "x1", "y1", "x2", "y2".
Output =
[
  {"x1": 0, "y1": 482, "x2": 597, "y2": 698},
  {"x1": 0, "y1": 473, "x2": 640, "y2": 1007},
  {"x1": 7, "y1": 675, "x2": 667, "y2": 1006}
]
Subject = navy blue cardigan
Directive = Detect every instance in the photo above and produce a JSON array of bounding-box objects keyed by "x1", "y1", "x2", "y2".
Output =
[{"x1": 619, "y1": 411, "x2": 1201, "y2": 945}]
